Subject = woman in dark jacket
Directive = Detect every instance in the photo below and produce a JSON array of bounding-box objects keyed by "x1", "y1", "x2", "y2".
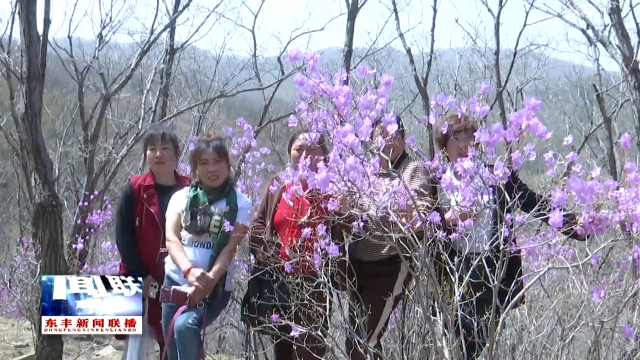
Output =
[
  {"x1": 246, "y1": 129, "x2": 346, "y2": 360},
  {"x1": 115, "y1": 126, "x2": 191, "y2": 353},
  {"x1": 432, "y1": 114, "x2": 588, "y2": 359}
]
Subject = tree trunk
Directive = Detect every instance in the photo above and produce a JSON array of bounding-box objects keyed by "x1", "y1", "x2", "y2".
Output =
[
  {"x1": 342, "y1": 0, "x2": 360, "y2": 85},
  {"x1": 608, "y1": 2, "x2": 640, "y2": 149},
  {"x1": 158, "y1": 0, "x2": 181, "y2": 122},
  {"x1": 592, "y1": 84, "x2": 618, "y2": 180},
  {"x1": 33, "y1": 191, "x2": 66, "y2": 359},
  {"x1": 17, "y1": 0, "x2": 66, "y2": 358}
]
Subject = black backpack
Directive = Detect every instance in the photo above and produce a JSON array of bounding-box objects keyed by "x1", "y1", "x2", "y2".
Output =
[{"x1": 240, "y1": 265, "x2": 291, "y2": 336}]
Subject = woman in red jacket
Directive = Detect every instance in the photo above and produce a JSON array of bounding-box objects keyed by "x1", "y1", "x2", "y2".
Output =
[
  {"x1": 248, "y1": 130, "x2": 345, "y2": 360},
  {"x1": 115, "y1": 125, "x2": 191, "y2": 354}
]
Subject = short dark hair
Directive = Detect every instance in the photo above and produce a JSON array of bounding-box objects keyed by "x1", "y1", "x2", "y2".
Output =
[
  {"x1": 433, "y1": 114, "x2": 478, "y2": 151},
  {"x1": 372, "y1": 114, "x2": 406, "y2": 140},
  {"x1": 287, "y1": 129, "x2": 330, "y2": 155},
  {"x1": 190, "y1": 131, "x2": 231, "y2": 178},
  {"x1": 143, "y1": 125, "x2": 180, "y2": 160}
]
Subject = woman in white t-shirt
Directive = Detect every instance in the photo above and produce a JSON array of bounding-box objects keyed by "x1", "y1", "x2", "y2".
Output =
[{"x1": 161, "y1": 131, "x2": 252, "y2": 360}]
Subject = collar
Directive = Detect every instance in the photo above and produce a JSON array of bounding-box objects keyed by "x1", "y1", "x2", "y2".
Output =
[
  {"x1": 391, "y1": 151, "x2": 409, "y2": 170},
  {"x1": 378, "y1": 151, "x2": 409, "y2": 177},
  {"x1": 140, "y1": 170, "x2": 190, "y2": 187}
]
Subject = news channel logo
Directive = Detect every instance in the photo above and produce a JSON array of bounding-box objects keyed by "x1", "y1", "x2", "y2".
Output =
[{"x1": 41, "y1": 275, "x2": 144, "y2": 317}]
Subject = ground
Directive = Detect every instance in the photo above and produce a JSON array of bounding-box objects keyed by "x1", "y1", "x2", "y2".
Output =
[
  {"x1": 0, "y1": 317, "x2": 239, "y2": 360},
  {"x1": 0, "y1": 317, "x2": 33, "y2": 359}
]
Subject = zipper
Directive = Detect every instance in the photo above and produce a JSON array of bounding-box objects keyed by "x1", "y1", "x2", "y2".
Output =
[{"x1": 143, "y1": 193, "x2": 165, "y2": 263}]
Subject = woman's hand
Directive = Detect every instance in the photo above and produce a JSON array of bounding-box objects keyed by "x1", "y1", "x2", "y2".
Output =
[
  {"x1": 188, "y1": 286, "x2": 211, "y2": 307},
  {"x1": 187, "y1": 267, "x2": 216, "y2": 290},
  {"x1": 573, "y1": 215, "x2": 589, "y2": 240},
  {"x1": 444, "y1": 207, "x2": 472, "y2": 227},
  {"x1": 204, "y1": 272, "x2": 221, "y2": 292}
]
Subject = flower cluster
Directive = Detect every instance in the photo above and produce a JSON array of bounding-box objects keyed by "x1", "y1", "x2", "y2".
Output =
[
  {"x1": 177, "y1": 162, "x2": 191, "y2": 177},
  {"x1": 279, "y1": 51, "x2": 640, "y2": 340},
  {"x1": 81, "y1": 239, "x2": 121, "y2": 275},
  {"x1": 226, "y1": 117, "x2": 274, "y2": 203},
  {"x1": 77, "y1": 194, "x2": 123, "y2": 275},
  {"x1": 282, "y1": 60, "x2": 421, "y2": 225},
  {"x1": 74, "y1": 193, "x2": 115, "y2": 253}
]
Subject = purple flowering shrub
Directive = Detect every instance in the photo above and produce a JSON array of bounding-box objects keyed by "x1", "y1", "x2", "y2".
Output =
[
  {"x1": 238, "y1": 52, "x2": 640, "y2": 358},
  {"x1": 76, "y1": 194, "x2": 119, "y2": 275},
  {"x1": 0, "y1": 238, "x2": 39, "y2": 321},
  {"x1": 0, "y1": 49, "x2": 639, "y2": 358},
  {"x1": 166, "y1": 52, "x2": 640, "y2": 357},
  {"x1": 0, "y1": 194, "x2": 118, "y2": 320}
]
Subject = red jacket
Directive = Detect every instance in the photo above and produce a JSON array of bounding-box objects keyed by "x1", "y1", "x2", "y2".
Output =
[
  {"x1": 118, "y1": 171, "x2": 191, "y2": 279},
  {"x1": 116, "y1": 171, "x2": 190, "y2": 343}
]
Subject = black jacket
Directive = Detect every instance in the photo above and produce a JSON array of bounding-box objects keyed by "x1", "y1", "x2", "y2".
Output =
[{"x1": 432, "y1": 165, "x2": 586, "y2": 309}]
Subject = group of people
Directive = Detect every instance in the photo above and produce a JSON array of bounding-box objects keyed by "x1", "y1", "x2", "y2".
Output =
[{"x1": 115, "y1": 113, "x2": 587, "y2": 360}]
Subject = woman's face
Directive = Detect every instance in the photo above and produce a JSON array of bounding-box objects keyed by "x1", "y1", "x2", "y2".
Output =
[
  {"x1": 289, "y1": 133, "x2": 325, "y2": 172},
  {"x1": 445, "y1": 131, "x2": 476, "y2": 163},
  {"x1": 146, "y1": 140, "x2": 178, "y2": 174},
  {"x1": 195, "y1": 150, "x2": 229, "y2": 188},
  {"x1": 372, "y1": 124, "x2": 405, "y2": 162}
]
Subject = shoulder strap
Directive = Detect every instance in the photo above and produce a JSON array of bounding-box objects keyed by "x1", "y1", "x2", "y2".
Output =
[
  {"x1": 180, "y1": 188, "x2": 191, "y2": 229},
  {"x1": 206, "y1": 190, "x2": 239, "y2": 272}
]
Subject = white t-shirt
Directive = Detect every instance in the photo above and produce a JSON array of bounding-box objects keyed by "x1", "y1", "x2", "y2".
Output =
[
  {"x1": 439, "y1": 166, "x2": 495, "y2": 253},
  {"x1": 164, "y1": 187, "x2": 253, "y2": 290}
]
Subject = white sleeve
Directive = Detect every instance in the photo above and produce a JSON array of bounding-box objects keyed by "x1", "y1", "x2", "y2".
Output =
[
  {"x1": 166, "y1": 188, "x2": 187, "y2": 217},
  {"x1": 235, "y1": 192, "x2": 254, "y2": 226}
]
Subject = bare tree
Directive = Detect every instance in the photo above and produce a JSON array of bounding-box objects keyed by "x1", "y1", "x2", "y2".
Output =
[
  {"x1": 157, "y1": 0, "x2": 183, "y2": 122},
  {"x1": 342, "y1": 0, "x2": 369, "y2": 84},
  {"x1": 41, "y1": 0, "x2": 283, "y2": 269},
  {"x1": 532, "y1": 0, "x2": 640, "y2": 150},
  {"x1": 0, "y1": 0, "x2": 67, "y2": 358},
  {"x1": 390, "y1": 0, "x2": 438, "y2": 158},
  {"x1": 215, "y1": 0, "x2": 342, "y2": 181},
  {"x1": 592, "y1": 83, "x2": 620, "y2": 181}
]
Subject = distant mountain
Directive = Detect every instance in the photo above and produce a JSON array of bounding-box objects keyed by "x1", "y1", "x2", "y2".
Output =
[
  {"x1": 41, "y1": 38, "x2": 605, "y2": 101},
  {"x1": 31, "y1": 38, "x2": 624, "y2": 156}
]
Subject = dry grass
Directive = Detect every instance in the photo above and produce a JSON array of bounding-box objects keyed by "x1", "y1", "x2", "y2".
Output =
[{"x1": 0, "y1": 317, "x2": 33, "y2": 359}]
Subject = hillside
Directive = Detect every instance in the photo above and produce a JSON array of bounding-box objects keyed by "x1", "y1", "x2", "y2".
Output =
[{"x1": 0, "y1": 39, "x2": 621, "y2": 255}]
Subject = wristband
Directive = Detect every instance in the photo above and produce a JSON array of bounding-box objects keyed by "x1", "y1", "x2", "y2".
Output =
[{"x1": 183, "y1": 265, "x2": 196, "y2": 278}]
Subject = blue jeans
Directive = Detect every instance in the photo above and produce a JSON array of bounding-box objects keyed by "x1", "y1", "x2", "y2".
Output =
[{"x1": 161, "y1": 275, "x2": 232, "y2": 360}]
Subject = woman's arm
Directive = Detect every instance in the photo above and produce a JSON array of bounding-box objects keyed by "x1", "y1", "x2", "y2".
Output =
[
  {"x1": 115, "y1": 182, "x2": 146, "y2": 276},
  {"x1": 166, "y1": 212, "x2": 193, "y2": 272},
  {"x1": 402, "y1": 162, "x2": 438, "y2": 229},
  {"x1": 508, "y1": 171, "x2": 587, "y2": 241},
  {"x1": 249, "y1": 176, "x2": 278, "y2": 258},
  {"x1": 165, "y1": 190, "x2": 193, "y2": 273}
]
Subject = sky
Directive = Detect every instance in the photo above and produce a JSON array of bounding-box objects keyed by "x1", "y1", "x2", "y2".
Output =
[{"x1": 0, "y1": 0, "x2": 617, "y2": 70}]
